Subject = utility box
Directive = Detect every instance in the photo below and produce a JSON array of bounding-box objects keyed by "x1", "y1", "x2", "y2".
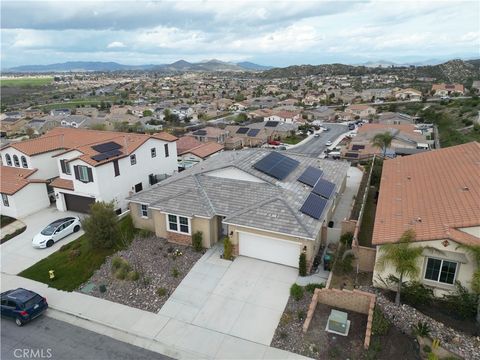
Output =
[{"x1": 326, "y1": 309, "x2": 350, "y2": 336}]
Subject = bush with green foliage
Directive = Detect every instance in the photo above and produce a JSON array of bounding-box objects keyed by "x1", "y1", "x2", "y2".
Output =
[
  {"x1": 99, "y1": 284, "x2": 107, "y2": 293},
  {"x1": 156, "y1": 287, "x2": 167, "y2": 297},
  {"x1": 372, "y1": 307, "x2": 390, "y2": 336},
  {"x1": 441, "y1": 281, "x2": 477, "y2": 319},
  {"x1": 422, "y1": 345, "x2": 432, "y2": 353},
  {"x1": 192, "y1": 231, "x2": 203, "y2": 252},
  {"x1": 139, "y1": 229, "x2": 153, "y2": 238},
  {"x1": 413, "y1": 321, "x2": 431, "y2": 337},
  {"x1": 402, "y1": 280, "x2": 434, "y2": 306},
  {"x1": 127, "y1": 271, "x2": 140, "y2": 281},
  {"x1": 171, "y1": 268, "x2": 180, "y2": 278},
  {"x1": 290, "y1": 284, "x2": 304, "y2": 301},
  {"x1": 299, "y1": 253, "x2": 307, "y2": 276},
  {"x1": 305, "y1": 283, "x2": 325, "y2": 293},
  {"x1": 82, "y1": 202, "x2": 120, "y2": 249},
  {"x1": 223, "y1": 237, "x2": 233, "y2": 260},
  {"x1": 340, "y1": 232, "x2": 353, "y2": 247}
]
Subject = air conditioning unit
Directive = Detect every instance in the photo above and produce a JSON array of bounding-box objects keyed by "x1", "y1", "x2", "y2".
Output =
[{"x1": 326, "y1": 309, "x2": 350, "y2": 336}]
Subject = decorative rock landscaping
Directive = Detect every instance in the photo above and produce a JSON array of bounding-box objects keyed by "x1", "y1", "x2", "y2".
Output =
[
  {"x1": 361, "y1": 286, "x2": 480, "y2": 360},
  {"x1": 79, "y1": 235, "x2": 204, "y2": 313}
]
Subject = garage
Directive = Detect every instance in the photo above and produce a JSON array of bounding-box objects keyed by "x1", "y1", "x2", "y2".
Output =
[
  {"x1": 63, "y1": 193, "x2": 95, "y2": 213},
  {"x1": 239, "y1": 232, "x2": 301, "y2": 268}
]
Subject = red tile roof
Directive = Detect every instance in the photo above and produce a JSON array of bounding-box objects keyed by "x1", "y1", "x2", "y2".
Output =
[
  {"x1": 187, "y1": 142, "x2": 224, "y2": 159},
  {"x1": 50, "y1": 177, "x2": 74, "y2": 191},
  {"x1": 372, "y1": 142, "x2": 480, "y2": 246},
  {"x1": 0, "y1": 166, "x2": 45, "y2": 195},
  {"x1": 176, "y1": 136, "x2": 202, "y2": 154}
]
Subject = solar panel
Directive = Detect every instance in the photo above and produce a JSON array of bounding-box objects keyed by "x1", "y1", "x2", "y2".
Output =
[
  {"x1": 265, "y1": 121, "x2": 279, "y2": 127},
  {"x1": 253, "y1": 152, "x2": 299, "y2": 180},
  {"x1": 236, "y1": 127, "x2": 249, "y2": 134},
  {"x1": 312, "y1": 178, "x2": 336, "y2": 199},
  {"x1": 193, "y1": 130, "x2": 207, "y2": 135},
  {"x1": 247, "y1": 129, "x2": 260, "y2": 137},
  {"x1": 91, "y1": 141, "x2": 121, "y2": 153},
  {"x1": 298, "y1": 166, "x2": 323, "y2": 187},
  {"x1": 91, "y1": 149, "x2": 123, "y2": 162},
  {"x1": 346, "y1": 152, "x2": 359, "y2": 158},
  {"x1": 300, "y1": 193, "x2": 328, "y2": 219},
  {"x1": 351, "y1": 144, "x2": 365, "y2": 151}
]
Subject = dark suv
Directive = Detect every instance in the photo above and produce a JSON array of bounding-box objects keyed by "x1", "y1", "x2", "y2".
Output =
[{"x1": 1, "y1": 288, "x2": 48, "y2": 326}]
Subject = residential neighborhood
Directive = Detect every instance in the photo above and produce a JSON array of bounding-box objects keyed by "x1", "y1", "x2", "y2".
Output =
[{"x1": 1, "y1": 2, "x2": 480, "y2": 360}]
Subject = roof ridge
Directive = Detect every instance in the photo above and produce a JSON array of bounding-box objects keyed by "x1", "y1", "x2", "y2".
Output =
[{"x1": 193, "y1": 174, "x2": 216, "y2": 215}]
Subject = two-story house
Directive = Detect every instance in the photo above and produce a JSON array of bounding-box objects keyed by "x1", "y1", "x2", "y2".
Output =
[{"x1": 1, "y1": 128, "x2": 177, "y2": 216}]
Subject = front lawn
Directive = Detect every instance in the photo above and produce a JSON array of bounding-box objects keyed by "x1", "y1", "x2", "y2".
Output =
[
  {"x1": 1, "y1": 215, "x2": 16, "y2": 228},
  {"x1": 282, "y1": 134, "x2": 307, "y2": 145},
  {"x1": 19, "y1": 216, "x2": 136, "y2": 291}
]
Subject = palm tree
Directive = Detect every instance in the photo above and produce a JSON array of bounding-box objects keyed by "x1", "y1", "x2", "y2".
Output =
[
  {"x1": 376, "y1": 229, "x2": 441, "y2": 306},
  {"x1": 456, "y1": 244, "x2": 480, "y2": 324},
  {"x1": 371, "y1": 131, "x2": 394, "y2": 158}
]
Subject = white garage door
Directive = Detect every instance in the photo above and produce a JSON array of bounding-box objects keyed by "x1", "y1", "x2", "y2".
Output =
[{"x1": 239, "y1": 232, "x2": 301, "y2": 268}]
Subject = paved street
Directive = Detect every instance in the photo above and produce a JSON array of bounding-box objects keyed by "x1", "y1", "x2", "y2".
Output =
[
  {"x1": 1, "y1": 315, "x2": 170, "y2": 360},
  {"x1": 288, "y1": 124, "x2": 348, "y2": 157}
]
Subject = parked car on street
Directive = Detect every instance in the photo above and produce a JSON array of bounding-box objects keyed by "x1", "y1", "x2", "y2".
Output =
[
  {"x1": 32, "y1": 216, "x2": 81, "y2": 248},
  {"x1": 1, "y1": 288, "x2": 48, "y2": 326},
  {"x1": 326, "y1": 140, "x2": 332, "y2": 146},
  {"x1": 268, "y1": 140, "x2": 281, "y2": 146},
  {"x1": 314, "y1": 133, "x2": 320, "y2": 138}
]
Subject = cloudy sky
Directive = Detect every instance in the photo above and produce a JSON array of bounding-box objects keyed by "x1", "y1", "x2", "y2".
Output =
[{"x1": 1, "y1": 0, "x2": 479, "y2": 68}]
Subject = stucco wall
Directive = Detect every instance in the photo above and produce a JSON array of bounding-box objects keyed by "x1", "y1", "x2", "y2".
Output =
[
  {"x1": 0, "y1": 183, "x2": 50, "y2": 219},
  {"x1": 129, "y1": 202, "x2": 156, "y2": 232},
  {"x1": 373, "y1": 239, "x2": 477, "y2": 296}
]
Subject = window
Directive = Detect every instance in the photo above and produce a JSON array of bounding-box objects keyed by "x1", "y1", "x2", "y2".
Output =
[
  {"x1": 424, "y1": 258, "x2": 457, "y2": 285},
  {"x1": 167, "y1": 214, "x2": 190, "y2": 234},
  {"x1": 151, "y1": 148, "x2": 156, "y2": 158},
  {"x1": 130, "y1": 154, "x2": 136, "y2": 165},
  {"x1": 164, "y1": 144, "x2": 169, "y2": 158},
  {"x1": 2, "y1": 194, "x2": 9, "y2": 207},
  {"x1": 113, "y1": 160, "x2": 120, "y2": 177},
  {"x1": 20, "y1": 156, "x2": 28, "y2": 168},
  {"x1": 140, "y1": 204, "x2": 148, "y2": 218},
  {"x1": 74, "y1": 165, "x2": 93, "y2": 183},
  {"x1": 134, "y1": 182, "x2": 143, "y2": 193},
  {"x1": 5, "y1": 154, "x2": 12, "y2": 166},
  {"x1": 60, "y1": 159, "x2": 71, "y2": 175},
  {"x1": 13, "y1": 155, "x2": 20, "y2": 167}
]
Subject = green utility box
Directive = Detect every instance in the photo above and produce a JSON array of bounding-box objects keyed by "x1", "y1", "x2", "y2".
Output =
[{"x1": 327, "y1": 309, "x2": 349, "y2": 335}]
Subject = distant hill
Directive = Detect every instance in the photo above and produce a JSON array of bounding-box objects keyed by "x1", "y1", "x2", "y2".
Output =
[
  {"x1": 6, "y1": 59, "x2": 272, "y2": 73},
  {"x1": 260, "y1": 59, "x2": 480, "y2": 83}
]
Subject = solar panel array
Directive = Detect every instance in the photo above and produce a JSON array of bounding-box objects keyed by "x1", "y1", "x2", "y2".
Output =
[
  {"x1": 193, "y1": 130, "x2": 207, "y2": 136},
  {"x1": 265, "y1": 121, "x2": 279, "y2": 127},
  {"x1": 346, "y1": 152, "x2": 359, "y2": 158},
  {"x1": 247, "y1": 129, "x2": 260, "y2": 137},
  {"x1": 298, "y1": 166, "x2": 323, "y2": 187},
  {"x1": 312, "y1": 178, "x2": 336, "y2": 199},
  {"x1": 253, "y1": 152, "x2": 299, "y2": 180},
  {"x1": 91, "y1": 141, "x2": 121, "y2": 153},
  {"x1": 91, "y1": 149, "x2": 123, "y2": 162},
  {"x1": 352, "y1": 144, "x2": 365, "y2": 151},
  {"x1": 300, "y1": 193, "x2": 328, "y2": 219},
  {"x1": 236, "y1": 127, "x2": 249, "y2": 134}
]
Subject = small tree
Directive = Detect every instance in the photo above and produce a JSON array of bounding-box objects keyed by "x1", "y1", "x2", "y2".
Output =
[
  {"x1": 299, "y1": 253, "x2": 307, "y2": 276},
  {"x1": 82, "y1": 201, "x2": 119, "y2": 249},
  {"x1": 223, "y1": 237, "x2": 233, "y2": 260},
  {"x1": 371, "y1": 132, "x2": 394, "y2": 158},
  {"x1": 192, "y1": 231, "x2": 203, "y2": 252}
]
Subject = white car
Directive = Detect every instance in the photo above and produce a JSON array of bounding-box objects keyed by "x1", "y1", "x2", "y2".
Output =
[
  {"x1": 326, "y1": 140, "x2": 333, "y2": 146},
  {"x1": 32, "y1": 217, "x2": 81, "y2": 248},
  {"x1": 314, "y1": 133, "x2": 320, "y2": 138}
]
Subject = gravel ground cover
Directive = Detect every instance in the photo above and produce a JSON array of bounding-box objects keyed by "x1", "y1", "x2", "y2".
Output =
[{"x1": 79, "y1": 235, "x2": 204, "y2": 313}]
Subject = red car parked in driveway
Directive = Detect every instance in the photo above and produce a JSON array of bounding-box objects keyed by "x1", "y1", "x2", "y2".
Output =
[{"x1": 268, "y1": 140, "x2": 281, "y2": 146}]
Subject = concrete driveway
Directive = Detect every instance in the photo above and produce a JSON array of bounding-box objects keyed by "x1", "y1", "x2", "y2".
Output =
[
  {"x1": 1, "y1": 206, "x2": 84, "y2": 275},
  {"x1": 159, "y1": 246, "x2": 298, "y2": 345}
]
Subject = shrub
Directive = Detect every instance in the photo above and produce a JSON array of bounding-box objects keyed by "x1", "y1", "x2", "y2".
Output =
[
  {"x1": 223, "y1": 237, "x2": 233, "y2": 260},
  {"x1": 171, "y1": 268, "x2": 180, "y2": 278},
  {"x1": 335, "y1": 251, "x2": 354, "y2": 274},
  {"x1": 299, "y1": 253, "x2": 307, "y2": 276},
  {"x1": 427, "y1": 352, "x2": 439, "y2": 360},
  {"x1": 82, "y1": 201, "x2": 120, "y2": 249},
  {"x1": 139, "y1": 229, "x2": 152, "y2": 238},
  {"x1": 340, "y1": 232, "x2": 353, "y2": 247},
  {"x1": 279, "y1": 311, "x2": 292, "y2": 326},
  {"x1": 372, "y1": 307, "x2": 390, "y2": 336},
  {"x1": 99, "y1": 284, "x2": 107, "y2": 293},
  {"x1": 192, "y1": 231, "x2": 203, "y2": 252},
  {"x1": 127, "y1": 271, "x2": 140, "y2": 281},
  {"x1": 59, "y1": 244, "x2": 71, "y2": 252},
  {"x1": 297, "y1": 310, "x2": 306, "y2": 321},
  {"x1": 422, "y1": 345, "x2": 432, "y2": 353},
  {"x1": 115, "y1": 267, "x2": 128, "y2": 280},
  {"x1": 413, "y1": 321, "x2": 431, "y2": 337},
  {"x1": 305, "y1": 283, "x2": 324, "y2": 293},
  {"x1": 156, "y1": 287, "x2": 167, "y2": 297},
  {"x1": 290, "y1": 284, "x2": 304, "y2": 301},
  {"x1": 441, "y1": 281, "x2": 477, "y2": 319},
  {"x1": 403, "y1": 281, "x2": 434, "y2": 306},
  {"x1": 111, "y1": 256, "x2": 128, "y2": 271}
]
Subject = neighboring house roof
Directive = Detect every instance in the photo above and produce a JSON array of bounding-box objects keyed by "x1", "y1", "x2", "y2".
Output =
[
  {"x1": 176, "y1": 136, "x2": 202, "y2": 154},
  {"x1": 184, "y1": 142, "x2": 224, "y2": 159},
  {"x1": 1, "y1": 127, "x2": 177, "y2": 167},
  {"x1": 129, "y1": 149, "x2": 349, "y2": 240},
  {"x1": 432, "y1": 83, "x2": 464, "y2": 92},
  {"x1": 187, "y1": 126, "x2": 228, "y2": 138},
  {"x1": 347, "y1": 104, "x2": 373, "y2": 111},
  {"x1": 50, "y1": 177, "x2": 74, "y2": 191},
  {"x1": 0, "y1": 166, "x2": 45, "y2": 195},
  {"x1": 372, "y1": 142, "x2": 480, "y2": 246}
]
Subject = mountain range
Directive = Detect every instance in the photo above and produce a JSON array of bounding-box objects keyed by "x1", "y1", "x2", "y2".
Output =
[{"x1": 5, "y1": 60, "x2": 272, "y2": 73}]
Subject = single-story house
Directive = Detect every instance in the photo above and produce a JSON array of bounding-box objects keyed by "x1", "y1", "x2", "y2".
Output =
[
  {"x1": 128, "y1": 150, "x2": 349, "y2": 268},
  {"x1": 345, "y1": 104, "x2": 376, "y2": 119},
  {"x1": 431, "y1": 83, "x2": 465, "y2": 96},
  {"x1": 372, "y1": 142, "x2": 480, "y2": 296},
  {"x1": 176, "y1": 136, "x2": 224, "y2": 169}
]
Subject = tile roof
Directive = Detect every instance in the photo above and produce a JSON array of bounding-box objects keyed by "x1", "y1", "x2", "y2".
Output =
[
  {"x1": 50, "y1": 177, "x2": 74, "y2": 191},
  {"x1": 1, "y1": 127, "x2": 177, "y2": 167},
  {"x1": 0, "y1": 166, "x2": 45, "y2": 195},
  {"x1": 187, "y1": 142, "x2": 224, "y2": 159},
  {"x1": 372, "y1": 142, "x2": 480, "y2": 246},
  {"x1": 129, "y1": 149, "x2": 349, "y2": 239},
  {"x1": 176, "y1": 136, "x2": 202, "y2": 154}
]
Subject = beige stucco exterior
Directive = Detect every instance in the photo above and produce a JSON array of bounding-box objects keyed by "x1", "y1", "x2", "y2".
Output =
[{"x1": 373, "y1": 239, "x2": 478, "y2": 296}]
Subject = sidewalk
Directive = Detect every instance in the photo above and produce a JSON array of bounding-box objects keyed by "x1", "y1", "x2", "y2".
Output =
[
  {"x1": 1, "y1": 220, "x2": 26, "y2": 241},
  {"x1": 1, "y1": 272, "x2": 311, "y2": 360}
]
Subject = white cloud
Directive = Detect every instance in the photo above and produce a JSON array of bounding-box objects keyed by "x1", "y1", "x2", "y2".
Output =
[{"x1": 107, "y1": 41, "x2": 126, "y2": 48}]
